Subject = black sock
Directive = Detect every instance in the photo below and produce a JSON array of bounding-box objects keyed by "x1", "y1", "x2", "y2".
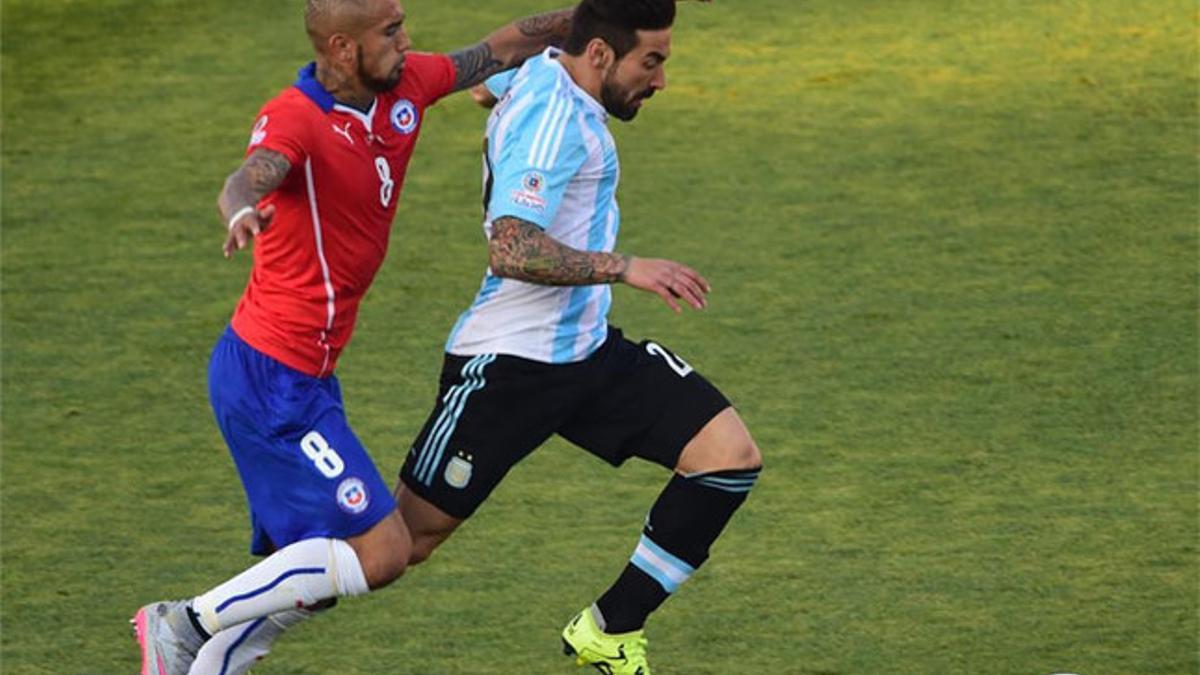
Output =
[{"x1": 595, "y1": 467, "x2": 761, "y2": 633}]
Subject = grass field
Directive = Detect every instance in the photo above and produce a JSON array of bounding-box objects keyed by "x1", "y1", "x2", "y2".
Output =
[{"x1": 2, "y1": 0, "x2": 1197, "y2": 673}]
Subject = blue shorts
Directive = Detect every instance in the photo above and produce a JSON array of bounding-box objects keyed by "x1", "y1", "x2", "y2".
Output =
[{"x1": 208, "y1": 327, "x2": 396, "y2": 555}]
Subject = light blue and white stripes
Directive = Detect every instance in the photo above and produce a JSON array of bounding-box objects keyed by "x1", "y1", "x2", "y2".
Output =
[
  {"x1": 686, "y1": 468, "x2": 761, "y2": 494},
  {"x1": 445, "y1": 48, "x2": 620, "y2": 365},
  {"x1": 412, "y1": 354, "x2": 496, "y2": 486},
  {"x1": 527, "y1": 84, "x2": 575, "y2": 170},
  {"x1": 631, "y1": 534, "x2": 696, "y2": 594}
]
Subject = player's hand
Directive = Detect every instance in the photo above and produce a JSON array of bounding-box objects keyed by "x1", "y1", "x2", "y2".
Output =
[
  {"x1": 621, "y1": 256, "x2": 710, "y2": 313},
  {"x1": 470, "y1": 83, "x2": 499, "y2": 109},
  {"x1": 223, "y1": 204, "x2": 275, "y2": 258}
]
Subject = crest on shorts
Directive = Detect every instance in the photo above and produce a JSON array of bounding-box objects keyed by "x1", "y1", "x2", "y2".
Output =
[
  {"x1": 336, "y1": 477, "x2": 370, "y2": 514},
  {"x1": 390, "y1": 99, "x2": 419, "y2": 134},
  {"x1": 444, "y1": 452, "x2": 474, "y2": 489}
]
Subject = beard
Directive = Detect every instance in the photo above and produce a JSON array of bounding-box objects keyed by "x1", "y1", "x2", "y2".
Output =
[
  {"x1": 357, "y1": 45, "x2": 403, "y2": 93},
  {"x1": 600, "y1": 72, "x2": 654, "y2": 122}
]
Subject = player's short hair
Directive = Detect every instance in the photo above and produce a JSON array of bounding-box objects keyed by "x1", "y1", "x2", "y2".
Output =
[
  {"x1": 305, "y1": 0, "x2": 371, "y2": 47},
  {"x1": 562, "y1": 0, "x2": 676, "y2": 60}
]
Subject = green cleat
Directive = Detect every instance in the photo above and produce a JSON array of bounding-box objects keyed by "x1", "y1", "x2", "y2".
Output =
[{"x1": 561, "y1": 606, "x2": 650, "y2": 675}]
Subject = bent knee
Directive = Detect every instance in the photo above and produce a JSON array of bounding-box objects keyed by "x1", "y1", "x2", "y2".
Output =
[
  {"x1": 406, "y1": 537, "x2": 439, "y2": 567},
  {"x1": 730, "y1": 438, "x2": 763, "y2": 471},
  {"x1": 355, "y1": 516, "x2": 413, "y2": 589},
  {"x1": 699, "y1": 437, "x2": 761, "y2": 474},
  {"x1": 362, "y1": 546, "x2": 409, "y2": 589},
  {"x1": 677, "y1": 408, "x2": 763, "y2": 474},
  {"x1": 678, "y1": 435, "x2": 763, "y2": 475}
]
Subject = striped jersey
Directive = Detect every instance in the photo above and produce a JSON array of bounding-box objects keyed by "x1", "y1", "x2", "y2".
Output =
[
  {"x1": 446, "y1": 48, "x2": 621, "y2": 364},
  {"x1": 230, "y1": 54, "x2": 456, "y2": 377}
]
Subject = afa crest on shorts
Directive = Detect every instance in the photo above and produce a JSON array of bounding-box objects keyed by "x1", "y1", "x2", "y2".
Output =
[
  {"x1": 336, "y1": 477, "x2": 370, "y2": 514},
  {"x1": 444, "y1": 451, "x2": 474, "y2": 489},
  {"x1": 390, "y1": 99, "x2": 418, "y2": 134}
]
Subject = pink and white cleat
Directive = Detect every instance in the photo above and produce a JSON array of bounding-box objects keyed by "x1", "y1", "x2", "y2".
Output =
[{"x1": 130, "y1": 600, "x2": 205, "y2": 675}]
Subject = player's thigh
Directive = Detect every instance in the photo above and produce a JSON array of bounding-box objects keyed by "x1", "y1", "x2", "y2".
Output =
[
  {"x1": 265, "y1": 406, "x2": 395, "y2": 549},
  {"x1": 211, "y1": 340, "x2": 395, "y2": 553},
  {"x1": 560, "y1": 333, "x2": 732, "y2": 469},
  {"x1": 399, "y1": 352, "x2": 576, "y2": 521}
]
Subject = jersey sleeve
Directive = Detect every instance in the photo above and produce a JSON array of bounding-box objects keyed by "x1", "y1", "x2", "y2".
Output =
[
  {"x1": 400, "y1": 52, "x2": 458, "y2": 106},
  {"x1": 487, "y1": 92, "x2": 588, "y2": 229},
  {"x1": 484, "y1": 70, "x2": 516, "y2": 98},
  {"x1": 244, "y1": 95, "x2": 311, "y2": 165}
]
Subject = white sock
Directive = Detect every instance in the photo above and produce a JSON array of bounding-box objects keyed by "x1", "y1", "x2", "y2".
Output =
[
  {"x1": 187, "y1": 608, "x2": 313, "y2": 675},
  {"x1": 191, "y1": 538, "x2": 368, "y2": 634}
]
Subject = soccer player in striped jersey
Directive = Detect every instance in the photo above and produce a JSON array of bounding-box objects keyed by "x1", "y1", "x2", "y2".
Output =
[
  {"x1": 394, "y1": 1, "x2": 761, "y2": 673},
  {"x1": 129, "y1": 2, "x2": 575, "y2": 673}
]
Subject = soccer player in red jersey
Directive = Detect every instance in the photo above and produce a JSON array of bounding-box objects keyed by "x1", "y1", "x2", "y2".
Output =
[{"x1": 130, "y1": 2, "x2": 573, "y2": 673}]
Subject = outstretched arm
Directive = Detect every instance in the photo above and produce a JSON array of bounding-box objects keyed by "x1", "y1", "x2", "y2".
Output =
[
  {"x1": 447, "y1": 9, "x2": 574, "y2": 93},
  {"x1": 217, "y1": 148, "x2": 291, "y2": 258},
  {"x1": 489, "y1": 216, "x2": 710, "y2": 313}
]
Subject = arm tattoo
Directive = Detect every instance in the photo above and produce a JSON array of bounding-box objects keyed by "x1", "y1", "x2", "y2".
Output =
[
  {"x1": 489, "y1": 216, "x2": 629, "y2": 285},
  {"x1": 449, "y1": 42, "x2": 504, "y2": 92},
  {"x1": 218, "y1": 148, "x2": 291, "y2": 220},
  {"x1": 450, "y1": 10, "x2": 573, "y2": 92},
  {"x1": 243, "y1": 149, "x2": 291, "y2": 195},
  {"x1": 516, "y1": 10, "x2": 573, "y2": 46}
]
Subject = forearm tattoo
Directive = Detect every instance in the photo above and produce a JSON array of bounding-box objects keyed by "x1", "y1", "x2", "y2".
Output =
[
  {"x1": 516, "y1": 10, "x2": 573, "y2": 47},
  {"x1": 489, "y1": 216, "x2": 629, "y2": 285},
  {"x1": 450, "y1": 42, "x2": 504, "y2": 91},
  {"x1": 220, "y1": 148, "x2": 290, "y2": 218}
]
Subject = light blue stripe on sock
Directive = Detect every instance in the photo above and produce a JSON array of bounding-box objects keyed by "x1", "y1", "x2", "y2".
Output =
[
  {"x1": 630, "y1": 534, "x2": 695, "y2": 593},
  {"x1": 688, "y1": 469, "x2": 761, "y2": 493},
  {"x1": 632, "y1": 550, "x2": 683, "y2": 593},
  {"x1": 638, "y1": 535, "x2": 696, "y2": 577},
  {"x1": 695, "y1": 480, "x2": 755, "y2": 493}
]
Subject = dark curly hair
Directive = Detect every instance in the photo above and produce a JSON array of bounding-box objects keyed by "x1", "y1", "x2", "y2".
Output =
[{"x1": 562, "y1": 0, "x2": 676, "y2": 60}]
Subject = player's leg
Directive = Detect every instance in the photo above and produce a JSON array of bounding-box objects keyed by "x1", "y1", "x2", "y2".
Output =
[
  {"x1": 187, "y1": 600, "x2": 333, "y2": 675},
  {"x1": 394, "y1": 351, "x2": 575, "y2": 565},
  {"x1": 558, "y1": 333, "x2": 761, "y2": 674},
  {"x1": 395, "y1": 483, "x2": 463, "y2": 566},
  {"x1": 590, "y1": 407, "x2": 761, "y2": 633},
  {"x1": 133, "y1": 329, "x2": 408, "y2": 675},
  {"x1": 185, "y1": 506, "x2": 409, "y2": 675}
]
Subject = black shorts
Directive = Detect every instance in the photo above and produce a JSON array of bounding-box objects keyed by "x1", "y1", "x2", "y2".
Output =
[{"x1": 399, "y1": 327, "x2": 731, "y2": 519}]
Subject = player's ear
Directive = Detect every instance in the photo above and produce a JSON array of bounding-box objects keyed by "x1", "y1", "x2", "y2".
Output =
[
  {"x1": 586, "y1": 38, "x2": 614, "y2": 70},
  {"x1": 328, "y1": 33, "x2": 355, "y2": 65}
]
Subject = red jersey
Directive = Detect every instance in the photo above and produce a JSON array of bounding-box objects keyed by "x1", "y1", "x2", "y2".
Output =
[{"x1": 230, "y1": 53, "x2": 456, "y2": 377}]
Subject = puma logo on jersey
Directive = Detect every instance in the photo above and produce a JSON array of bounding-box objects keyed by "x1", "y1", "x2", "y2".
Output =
[{"x1": 332, "y1": 122, "x2": 354, "y2": 145}]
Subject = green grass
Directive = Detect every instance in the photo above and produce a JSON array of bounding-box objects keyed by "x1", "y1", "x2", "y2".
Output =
[{"x1": 2, "y1": 0, "x2": 1197, "y2": 673}]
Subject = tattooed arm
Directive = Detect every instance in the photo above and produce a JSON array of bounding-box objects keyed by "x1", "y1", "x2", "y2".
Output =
[
  {"x1": 490, "y1": 215, "x2": 629, "y2": 284},
  {"x1": 489, "y1": 216, "x2": 711, "y2": 313},
  {"x1": 447, "y1": 9, "x2": 573, "y2": 92},
  {"x1": 217, "y1": 148, "x2": 291, "y2": 257}
]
